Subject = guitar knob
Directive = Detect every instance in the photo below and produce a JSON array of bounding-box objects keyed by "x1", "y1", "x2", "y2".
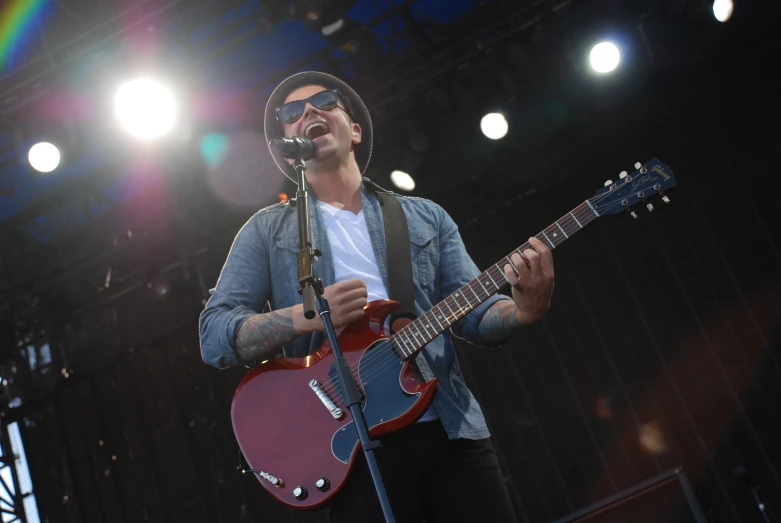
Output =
[
  {"x1": 604, "y1": 180, "x2": 613, "y2": 187},
  {"x1": 662, "y1": 195, "x2": 670, "y2": 203},
  {"x1": 634, "y1": 162, "x2": 642, "y2": 170},
  {"x1": 630, "y1": 210, "x2": 638, "y2": 219},
  {"x1": 619, "y1": 171, "x2": 628, "y2": 179},
  {"x1": 646, "y1": 203, "x2": 655, "y2": 212},
  {"x1": 293, "y1": 486, "x2": 308, "y2": 500},
  {"x1": 316, "y1": 477, "x2": 331, "y2": 492}
]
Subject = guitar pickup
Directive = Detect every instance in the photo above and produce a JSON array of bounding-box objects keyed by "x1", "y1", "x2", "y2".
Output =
[{"x1": 309, "y1": 379, "x2": 344, "y2": 419}]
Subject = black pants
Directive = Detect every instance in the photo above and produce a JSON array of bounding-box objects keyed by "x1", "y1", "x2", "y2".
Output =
[{"x1": 327, "y1": 420, "x2": 517, "y2": 523}]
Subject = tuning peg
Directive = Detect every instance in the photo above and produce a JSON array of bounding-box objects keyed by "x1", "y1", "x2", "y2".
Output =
[
  {"x1": 604, "y1": 179, "x2": 613, "y2": 187},
  {"x1": 646, "y1": 203, "x2": 654, "y2": 211},
  {"x1": 619, "y1": 171, "x2": 628, "y2": 179},
  {"x1": 662, "y1": 195, "x2": 670, "y2": 204},
  {"x1": 629, "y1": 209, "x2": 638, "y2": 219},
  {"x1": 634, "y1": 162, "x2": 642, "y2": 170}
]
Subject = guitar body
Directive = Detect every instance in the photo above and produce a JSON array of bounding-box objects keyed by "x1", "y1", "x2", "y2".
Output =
[{"x1": 231, "y1": 299, "x2": 438, "y2": 509}]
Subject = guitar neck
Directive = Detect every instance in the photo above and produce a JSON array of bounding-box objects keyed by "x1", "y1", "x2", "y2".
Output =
[{"x1": 390, "y1": 200, "x2": 599, "y2": 359}]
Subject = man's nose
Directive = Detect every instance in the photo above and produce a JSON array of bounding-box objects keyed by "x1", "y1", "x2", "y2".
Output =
[{"x1": 302, "y1": 102, "x2": 322, "y2": 119}]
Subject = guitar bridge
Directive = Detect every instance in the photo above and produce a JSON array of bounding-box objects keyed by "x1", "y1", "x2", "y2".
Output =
[{"x1": 309, "y1": 379, "x2": 344, "y2": 419}]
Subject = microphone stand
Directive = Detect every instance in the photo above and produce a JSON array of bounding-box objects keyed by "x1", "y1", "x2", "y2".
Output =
[
  {"x1": 292, "y1": 156, "x2": 396, "y2": 523},
  {"x1": 735, "y1": 466, "x2": 773, "y2": 523}
]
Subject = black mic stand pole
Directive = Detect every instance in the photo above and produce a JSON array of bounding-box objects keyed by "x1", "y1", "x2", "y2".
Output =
[
  {"x1": 292, "y1": 157, "x2": 396, "y2": 523},
  {"x1": 747, "y1": 483, "x2": 772, "y2": 523}
]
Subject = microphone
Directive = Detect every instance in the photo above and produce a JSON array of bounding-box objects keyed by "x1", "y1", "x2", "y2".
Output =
[{"x1": 269, "y1": 137, "x2": 317, "y2": 161}]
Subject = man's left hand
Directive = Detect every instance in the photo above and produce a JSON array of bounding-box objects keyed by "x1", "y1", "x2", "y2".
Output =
[{"x1": 502, "y1": 237, "x2": 555, "y2": 325}]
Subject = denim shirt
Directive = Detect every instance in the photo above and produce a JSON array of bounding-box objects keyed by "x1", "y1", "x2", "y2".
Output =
[{"x1": 199, "y1": 179, "x2": 512, "y2": 440}]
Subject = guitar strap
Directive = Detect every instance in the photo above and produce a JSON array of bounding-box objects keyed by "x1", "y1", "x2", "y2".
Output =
[{"x1": 365, "y1": 180, "x2": 417, "y2": 327}]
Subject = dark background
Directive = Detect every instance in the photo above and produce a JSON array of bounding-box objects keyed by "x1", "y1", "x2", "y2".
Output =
[{"x1": 1, "y1": 0, "x2": 780, "y2": 522}]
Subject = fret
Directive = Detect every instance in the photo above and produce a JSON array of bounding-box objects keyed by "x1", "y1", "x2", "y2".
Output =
[
  {"x1": 418, "y1": 316, "x2": 434, "y2": 338},
  {"x1": 485, "y1": 271, "x2": 498, "y2": 288},
  {"x1": 452, "y1": 292, "x2": 466, "y2": 315},
  {"x1": 399, "y1": 328, "x2": 416, "y2": 353},
  {"x1": 541, "y1": 230, "x2": 554, "y2": 249},
  {"x1": 456, "y1": 289, "x2": 473, "y2": 309},
  {"x1": 434, "y1": 304, "x2": 450, "y2": 327},
  {"x1": 569, "y1": 211, "x2": 582, "y2": 228},
  {"x1": 430, "y1": 308, "x2": 445, "y2": 330},
  {"x1": 507, "y1": 253, "x2": 522, "y2": 274},
  {"x1": 547, "y1": 225, "x2": 564, "y2": 245},
  {"x1": 555, "y1": 221, "x2": 569, "y2": 239},
  {"x1": 412, "y1": 321, "x2": 428, "y2": 343},
  {"x1": 448, "y1": 296, "x2": 464, "y2": 317},
  {"x1": 394, "y1": 336, "x2": 411, "y2": 357},
  {"x1": 443, "y1": 300, "x2": 457, "y2": 323},
  {"x1": 468, "y1": 282, "x2": 481, "y2": 302},
  {"x1": 476, "y1": 276, "x2": 489, "y2": 294}
]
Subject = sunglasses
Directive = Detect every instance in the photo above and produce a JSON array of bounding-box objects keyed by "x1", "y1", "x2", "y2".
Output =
[{"x1": 276, "y1": 89, "x2": 351, "y2": 125}]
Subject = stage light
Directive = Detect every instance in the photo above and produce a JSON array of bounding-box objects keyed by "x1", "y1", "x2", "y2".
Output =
[
  {"x1": 589, "y1": 42, "x2": 620, "y2": 73},
  {"x1": 28, "y1": 142, "x2": 60, "y2": 173},
  {"x1": 480, "y1": 113, "x2": 509, "y2": 140},
  {"x1": 147, "y1": 270, "x2": 170, "y2": 299},
  {"x1": 712, "y1": 0, "x2": 733, "y2": 22},
  {"x1": 114, "y1": 78, "x2": 176, "y2": 140},
  {"x1": 321, "y1": 18, "x2": 345, "y2": 36},
  {"x1": 390, "y1": 170, "x2": 415, "y2": 191}
]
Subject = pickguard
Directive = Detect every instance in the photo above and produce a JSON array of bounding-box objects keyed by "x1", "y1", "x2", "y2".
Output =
[{"x1": 331, "y1": 339, "x2": 419, "y2": 463}]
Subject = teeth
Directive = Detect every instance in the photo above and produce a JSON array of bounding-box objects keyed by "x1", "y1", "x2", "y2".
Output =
[{"x1": 305, "y1": 122, "x2": 329, "y2": 138}]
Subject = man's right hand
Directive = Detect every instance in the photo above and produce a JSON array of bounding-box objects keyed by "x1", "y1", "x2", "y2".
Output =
[{"x1": 319, "y1": 279, "x2": 368, "y2": 330}]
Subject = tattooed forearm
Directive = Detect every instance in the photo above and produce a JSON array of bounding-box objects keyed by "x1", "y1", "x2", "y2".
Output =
[
  {"x1": 478, "y1": 301, "x2": 523, "y2": 344},
  {"x1": 235, "y1": 308, "x2": 301, "y2": 363}
]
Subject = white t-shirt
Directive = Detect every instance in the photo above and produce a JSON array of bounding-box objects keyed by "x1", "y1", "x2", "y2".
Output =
[
  {"x1": 318, "y1": 201, "x2": 439, "y2": 423},
  {"x1": 318, "y1": 201, "x2": 388, "y2": 302}
]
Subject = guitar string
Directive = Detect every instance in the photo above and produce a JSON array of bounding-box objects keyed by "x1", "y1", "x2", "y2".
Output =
[
  {"x1": 318, "y1": 184, "x2": 659, "y2": 400},
  {"x1": 317, "y1": 204, "x2": 594, "y2": 398},
  {"x1": 317, "y1": 188, "x2": 644, "y2": 400},
  {"x1": 318, "y1": 186, "x2": 654, "y2": 401}
]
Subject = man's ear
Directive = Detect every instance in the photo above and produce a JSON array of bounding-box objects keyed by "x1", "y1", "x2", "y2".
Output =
[{"x1": 351, "y1": 122, "x2": 362, "y2": 146}]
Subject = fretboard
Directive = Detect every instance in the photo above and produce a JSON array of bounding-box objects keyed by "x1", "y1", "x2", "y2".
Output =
[{"x1": 390, "y1": 200, "x2": 598, "y2": 358}]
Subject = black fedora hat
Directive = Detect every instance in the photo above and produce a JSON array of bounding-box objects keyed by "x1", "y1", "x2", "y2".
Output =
[{"x1": 264, "y1": 71, "x2": 373, "y2": 181}]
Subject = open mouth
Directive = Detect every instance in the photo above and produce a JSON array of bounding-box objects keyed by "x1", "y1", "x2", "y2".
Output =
[{"x1": 304, "y1": 121, "x2": 331, "y2": 140}]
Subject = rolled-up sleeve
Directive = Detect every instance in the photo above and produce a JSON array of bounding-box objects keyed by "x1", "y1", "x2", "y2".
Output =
[
  {"x1": 199, "y1": 215, "x2": 270, "y2": 368},
  {"x1": 434, "y1": 204, "x2": 512, "y2": 348}
]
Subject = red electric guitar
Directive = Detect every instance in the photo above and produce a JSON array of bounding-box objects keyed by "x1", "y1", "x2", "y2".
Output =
[{"x1": 231, "y1": 158, "x2": 676, "y2": 509}]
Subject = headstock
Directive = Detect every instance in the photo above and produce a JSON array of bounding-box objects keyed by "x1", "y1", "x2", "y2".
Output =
[{"x1": 588, "y1": 159, "x2": 676, "y2": 218}]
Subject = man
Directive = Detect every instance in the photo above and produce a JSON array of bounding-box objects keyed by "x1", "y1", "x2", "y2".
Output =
[{"x1": 199, "y1": 71, "x2": 555, "y2": 522}]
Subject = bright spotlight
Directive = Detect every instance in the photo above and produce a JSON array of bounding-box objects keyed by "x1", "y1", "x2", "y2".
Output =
[
  {"x1": 480, "y1": 113, "x2": 509, "y2": 140},
  {"x1": 712, "y1": 0, "x2": 733, "y2": 22},
  {"x1": 590, "y1": 42, "x2": 620, "y2": 73},
  {"x1": 390, "y1": 170, "x2": 415, "y2": 191},
  {"x1": 114, "y1": 78, "x2": 176, "y2": 140},
  {"x1": 28, "y1": 142, "x2": 61, "y2": 173}
]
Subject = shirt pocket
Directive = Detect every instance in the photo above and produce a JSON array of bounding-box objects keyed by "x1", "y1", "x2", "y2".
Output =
[
  {"x1": 409, "y1": 223, "x2": 438, "y2": 288},
  {"x1": 274, "y1": 236, "x2": 301, "y2": 298}
]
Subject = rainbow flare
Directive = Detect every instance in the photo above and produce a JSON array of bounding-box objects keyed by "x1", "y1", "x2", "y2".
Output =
[{"x1": 0, "y1": 0, "x2": 53, "y2": 74}]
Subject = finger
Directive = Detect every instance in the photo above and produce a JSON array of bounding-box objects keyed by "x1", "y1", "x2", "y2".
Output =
[
  {"x1": 340, "y1": 287, "x2": 368, "y2": 304},
  {"x1": 529, "y1": 237, "x2": 554, "y2": 276},
  {"x1": 503, "y1": 263, "x2": 520, "y2": 287},
  {"x1": 511, "y1": 252, "x2": 531, "y2": 272},
  {"x1": 523, "y1": 248, "x2": 542, "y2": 273},
  {"x1": 341, "y1": 278, "x2": 367, "y2": 290},
  {"x1": 346, "y1": 297, "x2": 368, "y2": 313}
]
